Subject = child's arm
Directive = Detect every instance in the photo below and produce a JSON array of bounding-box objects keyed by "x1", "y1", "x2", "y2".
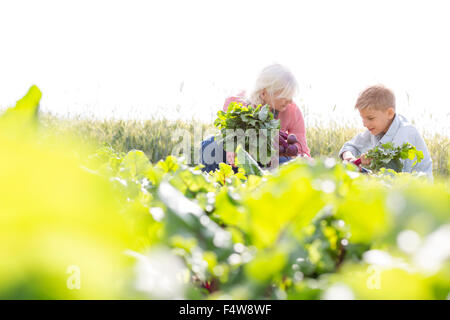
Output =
[
  {"x1": 341, "y1": 151, "x2": 357, "y2": 162},
  {"x1": 341, "y1": 151, "x2": 371, "y2": 166},
  {"x1": 339, "y1": 131, "x2": 371, "y2": 161}
]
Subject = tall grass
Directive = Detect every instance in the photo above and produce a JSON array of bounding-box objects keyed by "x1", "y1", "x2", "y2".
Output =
[
  {"x1": 40, "y1": 113, "x2": 212, "y2": 163},
  {"x1": 40, "y1": 112, "x2": 449, "y2": 177}
]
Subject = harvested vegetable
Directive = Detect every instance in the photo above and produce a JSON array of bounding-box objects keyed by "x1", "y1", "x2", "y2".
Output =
[
  {"x1": 214, "y1": 102, "x2": 280, "y2": 165},
  {"x1": 364, "y1": 142, "x2": 424, "y2": 172}
]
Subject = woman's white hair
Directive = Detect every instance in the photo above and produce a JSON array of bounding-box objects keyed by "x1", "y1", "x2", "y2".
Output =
[{"x1": 249, "y1": 63, "x2": 299, "y2": 106}]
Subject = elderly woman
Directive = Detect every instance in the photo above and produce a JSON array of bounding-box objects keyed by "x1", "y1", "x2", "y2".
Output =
[{"x1": 201, "y1": 63, "x2": 310, "y2": 172}]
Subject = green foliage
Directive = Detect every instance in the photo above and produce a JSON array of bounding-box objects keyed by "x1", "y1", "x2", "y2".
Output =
[
  {"x1": 0, "y1": 85, "x2": 42, "y2": 135},
  {"x1": 365, "y1": 142, "x2": 424, "y2": 172},
  {"x1": 38, "y1": 113, "x2": 449, "y2": 177},
  {"x1": 80, "y1": 145, "x2": 449, "y2": 299},
  {"x1": 214, "y1": 102, "x2": 280, "y2": 165},
  {"x1": 0, "y1": 86, "x2": 134, "y2": 299},
  {"x1": 211, "y1": 162, "x2": 247, "y2": 186},
  {"x1": 3, "y1": 88, "x2": 449, "y2": 300},
  {"x1": 214, "y1": 102, "x2": 279, "y2": 132},
  {"x1": 235, "y1": 145, "x2": 264, "y2": 177}
]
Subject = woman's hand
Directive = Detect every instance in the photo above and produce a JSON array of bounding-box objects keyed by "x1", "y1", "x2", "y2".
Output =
[{"x1": 226, "y1": 151, "x2": 236, "y2": 167}]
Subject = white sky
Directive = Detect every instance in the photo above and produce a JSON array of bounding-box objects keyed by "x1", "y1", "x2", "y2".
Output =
[{"x1": 0, "y1": 0, "x2": 449, "y2": 133}]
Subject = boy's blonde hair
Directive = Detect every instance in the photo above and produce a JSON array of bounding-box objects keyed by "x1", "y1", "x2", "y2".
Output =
[
  {"x1": 249, "y1": 64, "x2": 299, "y2": 106},
  {"x1": 355, "y1": 84, "x2": 396, "y2": 111}
]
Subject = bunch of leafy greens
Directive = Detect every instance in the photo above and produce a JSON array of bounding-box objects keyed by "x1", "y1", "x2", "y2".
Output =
[
  {"x1": 365, "y1": 142, "x2": 424, "y2": 172},
  {"x1": 214, "y1": 102, "x2": 280, "y2": 165}
]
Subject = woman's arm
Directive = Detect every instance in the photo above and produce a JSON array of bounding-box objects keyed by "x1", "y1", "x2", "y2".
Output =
[
  {"x1": 287, "y1": 104, "x2": 311, "y2": 157},
  {"x1": 223, "y1": 91, "x2": 247, "y2": 111}
]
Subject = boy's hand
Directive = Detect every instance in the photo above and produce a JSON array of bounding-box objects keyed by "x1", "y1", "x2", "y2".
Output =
[
  {"x1": 226, "y1": 151, "x2": 236, "y2": 167},
  {"x1": 361, "y1": 153, "x2": 372, "y2": 166},
  {"x1": 342, "y1": 151, "x2": 357, "y2": 163}
]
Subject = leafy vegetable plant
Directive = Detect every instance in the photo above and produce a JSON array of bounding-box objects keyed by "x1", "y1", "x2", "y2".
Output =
[
  {"x1": 365, "y1": 142, "x2": 424, "y2": 172},
  {"x1": 214, "y1": 102, "x2": 280, "y2": 165}
]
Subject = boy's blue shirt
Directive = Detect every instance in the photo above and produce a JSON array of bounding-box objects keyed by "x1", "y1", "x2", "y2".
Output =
[{"x1": 339, "y1": 113, "x2": 433, "y2": 178}]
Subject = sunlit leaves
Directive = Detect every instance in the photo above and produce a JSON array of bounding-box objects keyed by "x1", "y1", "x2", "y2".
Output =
[
  {"x1": 156, "y1": 155, "x2": 180, "y2": 173},
  {"x1": 211, "y1": 162, "x2": 247, "y2": 186},
  {"x1": 121, "y1": 150, "x2": 152, "y2": 180},
  {"x1": 0, "y1": 91, "x2": 133, "y2": 298},
  {"x1": 157, "y1": 181, "x2": 232, "y2": 252},
  {"x1": 0, "y1": 85, "x2": 42, "y2": 132},
  {"x1": 235, "y1": 145, "x2": 264, "y2": 177},
  {"x1": 213, "y1": 187, "x2": 248, "y2": 231},
  {"x1": 331, "y1": 263, "x2": 434, "y2": 299},
  {"x1": 336, "y1": 178, "x2": 391, "y2": 243},
  {"x1": 366, "y1": 142, "x2": 424, "y2": 172},
  {"x1": 245, "y1": 249, "x2": 288, "y2": 283},
  {"x1": 2, "y1": 86, "x2": 449, "y2": 300},
  {"x1": 243, "y1": 160, "x2": 326, "y2": 248},
  {"x1": 214, "y1": 102, "x2": 280, "y2": 163}
]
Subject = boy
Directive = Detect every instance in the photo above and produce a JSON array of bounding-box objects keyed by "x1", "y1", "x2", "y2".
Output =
[{"x1": 339, "y1": 84, "x2": 433, "y2": 179}]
